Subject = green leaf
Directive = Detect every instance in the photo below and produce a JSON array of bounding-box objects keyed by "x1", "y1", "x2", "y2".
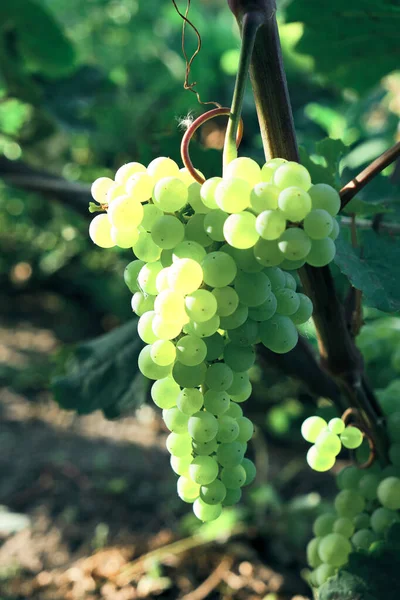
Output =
[
  {"x1": 0, "y1": 98, "x2": 31, "y2": 136},
  {"x1": 51, "y1": 320, "x2": 146, "y2": 415},
  {"x1": 343, "y1": 198, "x2": 393, "y2": 217},
  {"x1": 300, "y1": 138, "x2": 347, "y2": 188},
  {"x1": 286, "y1": 0, "x2": 400, "y2": 92},
  {"x1": 334, "y1": 230, "x2": 400, "y2": 312}
]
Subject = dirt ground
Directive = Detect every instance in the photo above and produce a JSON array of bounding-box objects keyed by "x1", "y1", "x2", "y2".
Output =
[{"x1": 0, "y1": 313, "x2": 314, "y2": 600}]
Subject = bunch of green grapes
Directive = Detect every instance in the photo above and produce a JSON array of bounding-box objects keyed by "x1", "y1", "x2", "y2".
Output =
[
  {"x1": 301, "y1": 416, "x2": 364, "y2": 472},
  {"x1": 307, "y1": 391, "x2": 400, "y2": 588},
  {"x1": 88, "y1": 154, "x2": 340, "y2": 521}
]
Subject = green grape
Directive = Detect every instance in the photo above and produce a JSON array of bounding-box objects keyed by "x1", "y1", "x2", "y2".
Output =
[
  {"x1": 340, "y1": 426, "x2": 363, "y2": 449},
  {"x1": 216, "y1": 416, "x2": 239, "y2": 443},
  {"x1": 241, "y1": 458, "x2": 256, "y2": 486},
  {"x1": 152, "y1": 176, "x2": 188, "y2": 211},
  {"x1": 329, "y1": 218, "x2": 340, "y2": 240},
  {"x1": 177, "y1": 476, "x2": 200, "y2": 503},
  {"x1": 192, "y1": 438, "x2": 218, "y2": 456},
  {"x1": 315, "y1": 430, "x2": 342, "y2": 456},
  {"x1": 108, "y1": 195, "x2": 144, "y2": 229},
  {"x1": 186, "y1": 182, "x2": 210, "y2": 214},
  {"x1": 290, "y1": 293, "x2": 313, "y2": 324},
  {"x1": 333, "y1": 518, "x2": 355, "y2": 538},
  {"x1": 328, "y1": 418, "x2": 345, "y2": 435},
  {"x1": 166, "y1": 432, "x2": 192, "y2": 456},
  {"x1": 278, "y1": 187, "x2": 311, "y2": 222},
  {"x1": 170, "y1": 454, "x2": 192, "y2": 477},
  {"x1": 131, "y1": 291, "x2": 155, "y2": 316},
  {"x1": 221, "y1": 244, "x2": 263, "y2": 272},
  {"x1": 273, "y1": 161, "x2": 311, "y2": 191},
  {"x1": 205, "y1": 362, "x2": 234, "y2": 391},
  {"x1": 138, "y1": 311, "x2": 158, "y2": 344},
  {"x1": 353, "y1": 513, "x2": 370, "y2": 530},
  {"x1": 263, "y1": 267, "x2": 286, "y2": 290},
  {"x1": 335, "y1": 490, "x2": 366, "y2": 517},
  {"x1": 115, "y1": 162, "x2": 147, "y2": 184},
  {"x1": 227, "y1": 371, "x2": 251, "y2": 395},
  {"x1": 176, "y1": 388, "x2": 204, "y2": 415},
  {"x1": 377, "y1": 477, "x2": 400, "y2": 510},
  {"x1": 185, "y1": 213, "x2": 213, "y2": 247},
  {"x1": 176, "y1": 335, "x2": 207, "y2": 366},
  {"x1": 188, "y1": 411, "x2": 218, "y2": 443},
  {"x1": 318, "y1": 533, "x2": 351, "y2": 567},
  {"x1": 168, "y1": 258, "x2": 203, "y2": 295},
  {"x1": 303, "y1": 209, "x2": 333, "y2": 240},
  {"x1": 259, "y1": 315, "x2": 298, "y2": 354},
  {"x1": 224, "y1": 343, "x2": 255, "y2": 372},
  {"x1": 223, "y1": 212, "x2": 259, "y2": 249},
  {"x1": 253, "y1": 238, "x2": 284, "y2": 267},
  {"x1": 181, "y1": 167, "x2": 204, "y2": 186},
  {"x1": 151, "y1": 339, "x2": 176, "y2": 366},
  {"x1": 193, "y1": 497, "x2": 222, "y2": 521},
  {"x1": 314, "y1": 564, "x2": 336, "y2": 587},
  {"x1": 160, "y1": 248, "x2": 173, "y2": 267},
  {"x1": 111, "y1": 226, "x2": 139, "y2": 248},
  {"x1": 336, "y1": 466, "x2": 363, "y2": 491},
  {"x1": 154, "y1": 289, "x2": 186, "y2": 322},
  {"x1": 219, "y1": 304, "x2": 249, "y2": 330},
  {"x1": 172, "y1": 361, "x2": 207, "y2": 388},
  {"x1": 358, "y1": 473, "x2": 380, "y2": 500},
  {"x1": 151, "y1": 215, "x2": 185, "y2": 249},
  {"x1": 200, "y1": 479, "x2": 227, "y2": 505},
  {"x1": 250, "y1": 182, "x2": 280, "y2": 213},
  {"x1": 278, "y1": 228, "x2": 312, "y2": 260},
  {"x1": 185, "y1": 289, "x2": 218, "y2": 322},
  {"x1": 308, "y1": 183, "x2": 340, "y2": 216},
  {"x1": 202, "y1": 252, "x2": 237, "y2": 287},
  {"x1": 275, "y1": 289, "x2": 300, "y2": 316},
  {"x1": 106, "y1": 182, "x2": 125, "y2": 204},
  {"x1": 138, "y1": 345, "x2": 172, "y2": 380},
  {"x1": 220, "y1": 464, "x2": 246, "y2": 489},
  {"x1": 172, "y1": 241, "x2": 206, "y2": 264},
  {"x1": 163, "y1": 407, "x2": 189, "y2": 433},
  {"x1": 225, "y1": 157, "x2": 261, "y2": 186},
  {"x1": 279, "y1": 258, "x2": 306, "y2": 270},
  {"x1": 203, "y1": 209, "x2": 228, "y2": 241},
  {"x1": 255, "y1": 210, "x2": 286, "y2": 240},
  {"x1": 138, "y1": 261, "x2": 163, "y2": 295},
  {"x1": 306, "y1": 238, "x2": 336, "y2": 267},
  {"x1": 230, "y1": 386, "x2": 252, "y2": 404},
  {"x1": 89, "y1": 214, "x2": 115, "y2": 248},
  {"x1": 225, "y1": 402, "x2": 243, "y2": 419},
  {"x1": 313, "y1": 514, "x2": 336, "y2": 537},
  {"x1": 215, "y1": 178, "x2": 251, "y2": 213},
  {"x1": 236, "y1": 416, "x2": 254, "y2": 443},
  {"x1": 141, "y1": 203, "x2": 163, "y2": 231},
  {"x1": 216, "y1": 442, "x2": 246, "y2": 468},
  {"x1": 155, "y1": 267, "x2": 170, "y2": 293},
  {"x1": 203, "y1": 390, "x2": 230, "y2": 416},
  {"x1": 200, "y1": 177, "x2": 222, "y2": 209},
  {"x1": 124, "y1": 259, "x2": 145, "y2": 293},
  {"x1": 307, "y1": 538, "x2": 322, "y2": 568},
  {"x1": 248, "y1": 294, "x2": 277, "y2": 322},
  {"x1": 370, "y1": 507, "x2": 398, "y2": 535},
  {"x1": 91, "y1": 176, "x2": 114, "y2": 203},
  {"x1": 234, "y1": 271, "x2": 272, "y2": 307},
  {"x1": 261, "y1": 158, "x2": 287, "y2": 182},
  {"x1": 204, "y1": 332, "x2": 225, "y2": 361},
  {"x1": 212, "y1": 286, "x2": 239, "y2": 317},
  {"x1": 351, "y1": 529, "x2": 377, "y2": 550},
  {"x1": 151, "y1": 377, "x2": 180, "y2": 409},
  {"x1": 133, "y1": 230, "x2": 161, "y2": 262},
  {"x1": 389, "y1": 443, "x2": 400, "y2": 467},
  {"x1": 185, "y1": 315, "x2": 221, "y2": 338},
  {"x1": 388, "y1": 412, "x2": 400, "y2": 441},
  {"x1": 125, "y1": 172, "x2": 155, "y2": 202},
  {"x1": 307, "y1": 446, "x2": 335, "y2": 472},
  {"x1": 284, "y1": 272, "x2": 297, "y2": 290},
  {"x1": 189, "y1": 455, "x2": 219, "y2": 485},
  {"x1": 152, "y1": 315, "x2": 182, "y2": 340},
  {"x1": 222, "y1": 488, "x2": 242, "y2": 506}
]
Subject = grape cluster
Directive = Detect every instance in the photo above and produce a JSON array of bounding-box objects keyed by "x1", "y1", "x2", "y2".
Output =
[
  {"x1": 301, "y1": 416, "x2": 364, "y2": 472},
  {"x1": 307, "y1": 391, "x2": 400, "y2": 588},
  {"x1": 88, "y1": 154, "x2": 340, "y2": 521}
]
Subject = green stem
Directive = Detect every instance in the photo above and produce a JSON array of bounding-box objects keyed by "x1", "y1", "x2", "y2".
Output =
[{"x1": 222, "y1": 11, "x2": 263, "y2": 171}]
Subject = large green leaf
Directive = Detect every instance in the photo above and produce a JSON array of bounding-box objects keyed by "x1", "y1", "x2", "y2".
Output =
[
  {"x1": 51, "y1": 320, "x2": 146, "y2": 415},
  {"x1": 286, "y1": 0, "x2": 400, "y2": 92},
  {"x1": 334, "y1": 230, "x2": 400, "y2": 312},
  {"x1": 300, "y1": 138, "x2": 347, "y2": 188}
]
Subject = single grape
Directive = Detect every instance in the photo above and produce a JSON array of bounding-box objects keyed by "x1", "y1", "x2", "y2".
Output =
[
  {"x1": 172, "y1": 241, "x2": 206, "y2": 264},
  {"x1": 248, "y1": 294, "x2": 277, "y2": 322},
  {"x1": 307, "y1": 538, "x2": 322, "y2": 569},
  {"x1": 216, "y1": 442, "x2": 246, "y2": 468},
  {"x1": 108, "y1": 195, "x2": 144, "y2": 229},
  {"x1": 336, "y1": 466, "x2": 363, "y2": 490},
  {"x1": 170, "y1": 454, "x2": 192, "y2": 477},
  {"x1": 212, "y1": 286, "x2": 239, "y2": 317},
  {"x1": 193, "y1": 497, "x2": 222, "y2": 521},
  {"x1": 225, "y1": 402, "x2": 243, "y2": 419},
  {"x1": 151, "y1": 215, "x2": 185, "y2": 249},
  {"x1": 203, "y1": 390, "x2": 230, "y2": 415},
  {"x1": 221, "y1": 244, "x2": 263, "y2": 272},
  {"x1": 152, "y1": 315, "x2": 183, "y2": 340},
  {"x1": 236, "y1": 416, "x2": 254, "y2": 443},
  {"x1": 172, "y1": 361, "x2": 207, "y2": 388},
  {"x1": 138, "y1": 311, "x2": 158, "y2": 344},
  {"x1": 200, "y1": 177, "x2": 222, "y2": 209},
  {"x1": 202, "y1": 252, "x2": 237, "y2": 287},
  {"x1": 278, "y1": 187, "x2": 312, "y2": 222},
  {"x1": 253, "y1": 238, "x2": 284, "y2": 267},
  {"x1": 334, "y1": 490, "x2": 365, "y2": 518},
  {"x1": 303, "y1": 209, "x2": 333, "y2": 240},
  {"x1": 228, "y1": 321, "x2": 259, "y2": 347},
  {"x1": 273, "y1": 161, "x2": 311, "y2": 191},
  {"x1": 138, "y1": 261, "x2": 163, "y2": 295},
  {"x1": 131, "y1": 291, "x2": 155, "y2": 316},
  {"x1": 220, "y1": 465, "x2": 246, "y2": 489},
  {"x1": 333, "y1": 517, "x2": 355, "y2": 538},
  {"x1": 151, "y1": 377, "x2": 180, "y2": 409},
  {"x1": 91, "y1": 177, "x2": 114, "y2": 203},
  {"x1": 166, "y1": 432, "x2": 192, "y2": 456},
  {"x1": 192, "y1": 438, "x2": 218, "y2": 456},
  {"x1": 328, "y1": 418, "x2": 345, "y2": 435},
  {"x1": 306, "y1": 238, "x2": 336, "y2": 267},
  {"x1": 189, "y1": 455, "x2": 219, "y2": 485},
  {"x1": 185, "y1": 289, "x2": 218, "y2": 322},
  {"x1": 215, "y1": 178, "x2": 251, "y2": 213},
  {"x1": 318, "y1": 533, "x2": 351, "y2": 567},
  {"x1": 205, "y1": 362, "x2": 234, "y2": 392},
  {"x1": 151, "y1": 339, "x2": 176, "y2": 366},
  {"x1": 176, "y1": 333, "x2": 208, "y2": 367},
  {"x1": 353, "y1": 513, "x2": 371, "y2": 531},
  {"x1": 256, "y1": 210, "x2": 286, "y2": 240},
  {"x1": 219, "y1": 304, "x2": 249, "y2": 330},
  {"x1": 315, "y1": 430, "x2": 342, "y2": 456},
  {"x1": 179, "y1": 167, "x2": 204, "y2": 186},
  {"x1": 203, "y1": 209, "x2": 229, "y2": 241},
  {"x1": 111, "y1": 226, "x2": 139, "y2": 248},
  {"x1": 259, "y1": 315, "x2": 298, "y2": 354},
  {"x1": 141, "y1": 205, "x2": 163, "y2": 233},
  {"x1": 340, "y1": 426, "x2": 363, "y2": 449},
  {"x1": 154, "y1": 289, "x2": 186, "y2": 322},
  {"x1": 250, "y1": 182, "x2": 280, "y2": 213},
  {"x1": 155, "y1": 268, "x2": 170, "y2": 293},
  {"x1": 307, "y1": 446, "x2": 335, "y2": 472},
  {"x1": 234, "y1": 271, "x2": 272, "y2": 307},
  {"x1": 224, "y1": 343, "x2": 256, "y2": 372},
  {"x1": 185, "y1": 315, "x2": 221, "y2": 338},
  {"x1": 124, "y1": 259, "x2": 145, "y2": 293},
  {"x1": 152, "y1": 177, "x2": 188, "y2": 212},
  {"x1": 278, "y1": 228, "x2": 312, "y2": 261},
  {"x1": 147, "y1": 156, "x2": 180, "y2": 180},
  {"x1": 126, "y1": 172, "x2": 155, "y2": 202},
  {"x1": 185, "y1": 213, "x2": 213, "y2": 247},
  {"x1": 261, "y1": 158, "x2": 287, "y2": 182},
  {"x1": 138, "y1": 345, "x2": 172, "y2": 380},
  {"x1": 223, "y1": 212, "x2": 259, "y2": 249},
  {"x1": 329, "y1": 219, "x2": 340, "y2": 240},
  {"x1": 241, "y1": 458, "x2": 256, "y2": 486},
  {"x1": 224, "y1": 157, "x2": 261, "y2": 186},
  {"x1": 370, "y1": 507, "x2": 398, "y2": 535},
  {"x1": 188, "y1": 411, "x2": 218, "y2": 443},
  {"x1": 89, "y1": 214, "x2": 115, "y2": 248},
  {"x1": 204, "y1": 332, "x2": 225, "y2": 361},
  {"x1": 133, "y1": 230, "x2": 161, "y2": 262},
  {"x1": 358, "y1": 473, "x2": 380, "y2": 500},
  {"x1": 313, "y1": 514, "x2": 336, "y2": 537},
  {"x1": 163, "y1": 407, "x2": 189, "y2": 433},
  {"x1": 290, "y1": 293, "x2": 313, "y2": 324},
  {"x1": 314, "y1": 564, "x2": 336, "y2": 587},
  {"x1": 177, "y1": 476, "x2": 200, "y2": 503},
  {"x1": 216, "y1": 416, "x2": 239, "y2": 443},
  {"x1": 200, "y1": 479, "x2": 227, "y2": 504},
  {"x1": 351, "y1": 529, "x2": 377, "y2": 550},
  {"x1": 222, "y1": 488, "x2": 242, "y2": 506},
  {"x1": 308, "y1": 183, "x2": 340, "y2": 216},
  {"x1": 377, "y1": 477, "x2": 400, "y2": 510},
  {"x1": 275, "y1": 289, "x2": 300, "y2": 316},
  {"x1": 168, "y1": 258, "x2": 203, "y2": 295}
]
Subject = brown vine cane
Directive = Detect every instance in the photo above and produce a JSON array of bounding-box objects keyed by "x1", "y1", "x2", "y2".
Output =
[
  {"x1": 180, "y1": 108, "x2": 244, "y2": 184},
  {"x1": 341, "y1": 407, "x2": 376, "y2": 469}
]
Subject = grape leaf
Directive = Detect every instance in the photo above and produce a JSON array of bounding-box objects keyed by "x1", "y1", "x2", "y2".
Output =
[
  {"x1": 343, "y1": 198, "x2": 393, "y2": 216},
  {"x1": 51, "y1": 320, "x2": 146, "y2": 415},
  {"x1": 286, "y1": 0, "x2": 400, "y2": 92},
  {"x1": 300, "y1": 138, "x2": 347, "y2": 188},
  {"x1": 334, "y1": 230, "x2": 400, "y2": 312}
]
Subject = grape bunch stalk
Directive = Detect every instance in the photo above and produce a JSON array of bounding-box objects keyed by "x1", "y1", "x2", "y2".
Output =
[{"x1": 88, "y1": 153, "x2": 341, "y2": 521}]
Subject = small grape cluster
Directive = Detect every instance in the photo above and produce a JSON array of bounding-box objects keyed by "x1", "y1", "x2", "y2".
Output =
[
  {"x1": 88, "y1": 154, "x2": 340, "y2": 521},
  {"x1": 301, "y1": 416, "x2": 364, "y2": 472}
]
